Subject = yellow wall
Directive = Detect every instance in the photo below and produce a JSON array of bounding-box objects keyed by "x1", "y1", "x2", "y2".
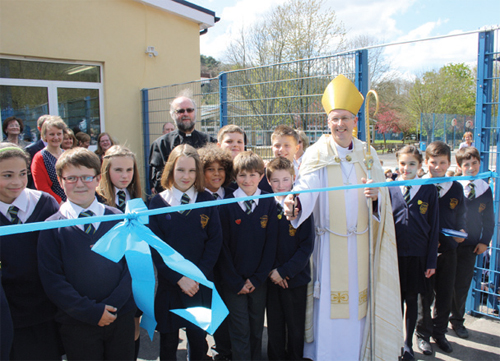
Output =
[{"x1": 0, "y1": 0, "x2": 202, "y2": 185}]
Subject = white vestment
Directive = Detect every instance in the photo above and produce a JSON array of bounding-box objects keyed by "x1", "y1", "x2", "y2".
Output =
[{"x1": 292, "y1": 135, "x2": 402, "y2": 361}]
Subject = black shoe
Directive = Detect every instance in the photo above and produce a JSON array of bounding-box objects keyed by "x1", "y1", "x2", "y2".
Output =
[
  {"x1": 433, "y1": 336, "x2": 453, "y2": 353},
  {"x1": 401, "y1": 350, "x2": 415, "y2": 360},
  {"x1": 417, "y1": 338, "x2": 432, "y2": 355},
  {"x1": 452, "y1": 324, "x2": 469, "y2": 339}
]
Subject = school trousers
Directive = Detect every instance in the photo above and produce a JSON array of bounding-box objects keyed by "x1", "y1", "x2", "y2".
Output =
[
  {"x1": 222, "y1": 283, "x2": 267, "y2": 361},
  {"x1": 266, "y1": 281, "x2": 307, "y2": 361},
  {"x1": 416, "y1": 249, "x2": 457, "y2": 340},
  {"x1": 450, "y1": 244, "x2": 478, "y2": 327},
  {"x1": 59, "y1": 310, "x2": 135, "y2": 361}
]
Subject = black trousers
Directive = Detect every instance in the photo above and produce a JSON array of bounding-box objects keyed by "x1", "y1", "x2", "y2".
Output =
[
  {"x1": 159, "y1": 328, "x2": 208, "y2": 361},
  {"x1": 266, "y1": 281, "x2": 307, "y2": 361},
  {"x1": 416, "y1": 249, "x2": 457, "y2": 340},
  {"x1": 60, "y1": 310, "x2": 135, "y2": 361},
  {"x1": 222, "y1": 283, "x2": 267, "y2": 361},
  {"x1": 10, "y1": 319, "x2": 62, "y2": 360},
  {"x1": 450, "y1": 244, "x2": 478, "y2": 327}
]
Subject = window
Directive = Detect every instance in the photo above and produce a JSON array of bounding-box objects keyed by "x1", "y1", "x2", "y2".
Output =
[{"x1": 0, "y1": 57, "x2": 103, "y2": 147}]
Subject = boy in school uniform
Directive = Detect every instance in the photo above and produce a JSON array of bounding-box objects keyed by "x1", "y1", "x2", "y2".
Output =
[
  {"x1": 38, "y1": 147, "x2": 136, "y2": 360},
  {"x1": 217, "y1": 124, "x2": 246, "y2": 161},
  {"x1": 217, "y1": 151, "x2": 278, "y2": 361},
  {"x1": 265, "y1": 157, "x2": 314, "y2": 361},
  {"x1": 450, "y1": 147, "x2": 494, "y2": 338},
  {"x1": 416, "y1": 141, "x2": 467, "y2": 355}
]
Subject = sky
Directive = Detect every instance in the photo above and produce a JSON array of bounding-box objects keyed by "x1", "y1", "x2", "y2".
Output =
[{"x1": 195, "y1": 0, "x2": 500, "y2": 78}]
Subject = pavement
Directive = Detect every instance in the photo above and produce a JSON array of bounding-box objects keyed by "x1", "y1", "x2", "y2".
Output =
[{"x1": 137, "y1": 313, "x2": 500, "y2": 360}]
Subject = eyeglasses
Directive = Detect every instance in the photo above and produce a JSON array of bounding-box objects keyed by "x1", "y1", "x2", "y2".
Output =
[
  {"x1": 174, "y1": 108, "x2": 195, "y2": 114},
  {"x1": 61, "y1": 175, "x2": 97, "y2": 183}
]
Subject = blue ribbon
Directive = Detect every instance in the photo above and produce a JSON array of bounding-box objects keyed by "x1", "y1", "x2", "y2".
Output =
[
  {"x1": 0, "y1": 171, "x2": 495, "y2": 237},
  {"x1": 90, "y1": 198, "x2": 229, "y2": 340}
]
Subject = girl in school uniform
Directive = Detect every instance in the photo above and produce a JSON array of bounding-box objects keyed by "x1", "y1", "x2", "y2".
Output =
[
  {"x1": 149, "y1": 144, "x2": 223, "y2": 361},
  {"x1": 96, "y1": 145, "x2": 142, "y2": 213},
  {"x1": 96, "y1": 144, "x2": 143, "y2": 359},
  {"x1": 0, "y1": 143, "x2": 62, "y2": 360},
  {"x1": 389, "y1": 145, "x2": 440, "y2": 361}
]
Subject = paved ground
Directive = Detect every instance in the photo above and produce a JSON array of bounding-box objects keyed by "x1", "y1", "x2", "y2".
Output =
[{"x1": 138, "y1": 314, "x2": 500, "y2": 360}]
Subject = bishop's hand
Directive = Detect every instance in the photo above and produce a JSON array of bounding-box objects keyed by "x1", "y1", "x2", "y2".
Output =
[{"x1": 284, "y1": 194, "x2": 299, "y2": 220}]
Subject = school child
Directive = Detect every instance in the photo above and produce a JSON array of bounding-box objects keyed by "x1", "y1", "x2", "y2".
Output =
[
  {"x1": 198, "y1": 144, "x2": 234, "y2": 200},
  {"x1": 97, "y1": 145, "x2": 142, "y2": 212},
  {"x1": 96, "y1": 144, "x2": 143, "y2": 358},
  {"x1": 217, "y1": 124, "x2": 246, "y2": 160},
  {"x1": 265, "y1": 157, "x2": 314, "y2": 361},
  {"x1": 37, "y1": 147, "x2": 136, "y2": 360},
  {"x1": 0, "y1": 143, "x2": 62, "y2": 360},
  {"x1": 294, "y1": 129, "x2": 310, "y2": 170},
  {"x1": 416, "y1": 141, "x2": 467, "y2": 355},
  {"x1": 217, "y1": 151, "x2": 278, "y2": 360},
  {"x1": 197, "y1": 144, "x2": 234, "y2": 360},
  {"x1": 388, "y1": 146, "x2": 439, "y2": 361},
  {"x1": 148, "y1": 144, "x2": 222, "y2": 361},
  {"x1": 271, "y1": 125, "x2": 300, "y2": 175},
  {"x1": 450, "y1": 147, "x2": 494, "y2": 338}
]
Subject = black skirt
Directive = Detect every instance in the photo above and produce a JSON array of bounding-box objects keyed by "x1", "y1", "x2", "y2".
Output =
[{"x1": 398, "y1": 256, "x2": 428, "y2": 294}]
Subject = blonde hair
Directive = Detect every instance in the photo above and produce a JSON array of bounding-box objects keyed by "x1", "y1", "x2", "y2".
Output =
[
  {"x1": 233, "y1": 151, "x2": 265, "y2": 176},
  {"x1": 160, "y1": 144, "x2": 204, "y2": 192},
  {"x1": 97, "y1": 145, "x2": 142, "y2": 206},
  {"x1": 41, "y1": 116, "x2": 66, "y2": 141}
]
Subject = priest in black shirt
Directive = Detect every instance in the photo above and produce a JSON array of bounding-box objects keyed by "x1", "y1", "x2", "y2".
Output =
[{"x1": 149, "y1": 94, "x2": 215, "y2": 193}]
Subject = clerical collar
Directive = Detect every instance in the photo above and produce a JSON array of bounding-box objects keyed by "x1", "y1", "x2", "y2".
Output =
[{"x1": 178, "y1": 130, "x2": 194, "y2": 137}]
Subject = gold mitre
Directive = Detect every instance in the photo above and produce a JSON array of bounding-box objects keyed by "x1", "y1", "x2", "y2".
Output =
[{"x1": 322, "y1": 74, "x2": 364, "y2": 115}]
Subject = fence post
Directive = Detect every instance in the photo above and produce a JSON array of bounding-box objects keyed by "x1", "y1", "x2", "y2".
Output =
[
  {"x1": 219, "y1": 72, "x2": 228, "y2": 128},
  {"x1": 432, "y1": 113, "x2": 435, "y2": 142},
  {"x1": 474, "y1": 30, "x2": 494, "y2": 171},
  {"x1": 355, "y1": 50, "x2": 369, "y2": 142},
  {"x1": 466, "y1": 29, "x2": 495, "y2": 316},
  {"x1": 141, "y1": 88, "x2": 151, "y2": 193}
]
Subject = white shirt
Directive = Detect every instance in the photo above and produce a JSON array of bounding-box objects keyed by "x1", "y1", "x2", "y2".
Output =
[
  {"x1": 160, "y1": 186, "x2": 197, "y2": 206},
  {"x1": 459, "y1": 178, "x2": 489, "y2": 198},
  {"x1": 398, "y1": 180, "x2": 421, "y2": 201},
  {"x1": 0, "y1": 188, "x2": 42, "y2": 223},
  {"x1": 60, "y1": 198, "x2": 104, "y2": 232},
  {"x1": 206, "y1": 187, "x2": 225, "y2": 200},
  {"x1": 233, "y1": 187, "x2": 260, "y2": 212}
]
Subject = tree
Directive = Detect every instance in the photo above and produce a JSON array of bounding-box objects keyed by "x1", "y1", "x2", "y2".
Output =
[
  {"x1": 404, "y1": 63, "x2": 476, "y2": 143},
  {"x1": 223, "y1": 0, "x2": 346, "y2": 143},
  {"x1": 375, "y1": 104, "x2": 402, "y2": 146},
  {"x1": 200, "y1": 55, "x2": 221, "y2": 78}
]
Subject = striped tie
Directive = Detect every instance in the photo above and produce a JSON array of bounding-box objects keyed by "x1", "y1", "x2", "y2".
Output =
[
  {"x1": 244, "y1": 200, "x2": 254, "y2": 215},
  {"x1": 403, "y1": 186, "x2": 412, "y2": 204},
  {"x1": 436, "y1": 185, "x2": 443, "y2": 198},
  {"x1": 468, "y1": 182, "x2": 475, "y2": 200},
  {"x1": 117, "y1": 190, "x2": 126, "y2": 212},
  {"x1": 79, "y1": 210, "x2": 96, "y2": 235},
  {"x1": 277, "y1": 203, "x2": 284, "y2": 219},
  {"x1": 8, "y1": 206, "x2": 21, "y2": 224},
  {"x1": 213, "y1": 192, "x2": 220, "y2": 200},
  {"x1": 179, "y1": 193, "x2": 190, "y2": 214}
]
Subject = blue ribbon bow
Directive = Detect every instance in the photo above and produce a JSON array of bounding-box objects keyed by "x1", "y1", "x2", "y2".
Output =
[{"x1": 91, "y1": 198, "x2": 229, "y2": 340}]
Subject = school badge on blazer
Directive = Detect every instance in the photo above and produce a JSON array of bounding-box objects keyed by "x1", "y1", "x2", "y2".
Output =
[
  {"x1": 449, "y1": 198, "x2": 458, "y2": 209},
  {"x1": 289, "y1": 224, "x2": 297, "y2": 237},
  {"x1": 479, "y1": 203, "x2": 486, "y2": 213},
  {"x1": 417, "y1": 200, "x2": 428, "y2": 215},
  {"x1": 260, "y1": 215, "x2": 268, "y2": 228},
  {"x1": 200, "y1": 214, "x2": 209, "y2": 229}
]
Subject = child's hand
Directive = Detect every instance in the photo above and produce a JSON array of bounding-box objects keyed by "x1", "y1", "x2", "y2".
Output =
[
  {"x1": 474, "y1": 243, "x2": 488, "y2": 254},
  {"x1": 453, "y1": 229, "x2": 466, "y2": 243},
  {"x1": 424, "y1": 269, "x2": 435, "y2": 278},
  {"x1": 245, "y1": 279, "x2": 256, "y2": 293},
  {"x1": 98, "y1": 305, "x2": 117, "y2": 327},
  {"x1": 269, "y1": 269, "x2": 283, "y2": 284},
  {"x1": 177, "y1": 276, "x2": 199, "y2": 297},
  {"x1": 284, "y1": 194, "x2": 299, "y2": 220},
  {"x1": 237, "y1": 285, "x2": 250, "y2": 295},
  {"x1": 278, "y1": 278, "x2": 289, "y2": 289},
  {"x1": 362, "y1": 178, "x2": 378, "y2": 201}
]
